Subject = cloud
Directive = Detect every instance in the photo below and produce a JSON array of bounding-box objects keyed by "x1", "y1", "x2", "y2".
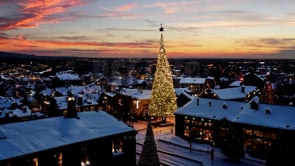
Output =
[
  {"x1": 96, "y1": 13, "x2": 140, "y2": 19},
  {"x1": 100, "y1": 2, "x2": 137, "y2": 12},
  {"x1": 98, "y1": 2, "x2": 140, "y2": 19},
  {"x1": 144, "y1": 1, "x2": 195, "y2": 14},
  {"x1": 242, "y1": 38, "x2": 295, "y2": 49},
  {"x1": 98, "y1": 27, "x2": 154, "y2": 32},
  {"x1": 0, "y1": 35, "x2": 158, "y2": 57},
  {"x1": 0, "y1": 0, "x2": 84, "y2": 30},
  {"x1": 0, "y1": 0, "x2": 16, "y2": 4},
  {"x1": 113, "y1": 2, "x2": 137, "y2": 12}
]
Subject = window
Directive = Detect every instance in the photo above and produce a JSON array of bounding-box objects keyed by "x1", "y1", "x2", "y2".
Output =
[
  {"x1": 243, "y1": 128, "x2": 253, "y2": 136},
  {"x1": 264, "y1": 131, "x2": 277, "y2": 140},
  {"x1": 184, "y1": 129, "x2": 190, "y2": 137},
  {"x1": 192, "y1": 120, "x2": 199, "y2": 125},
  {"x1": 253, "y1": 130, "x2": 263, "y2": 137},
  {"x1": 184, "y1": 119, "x2": 190, "y2": 124},
  {"x1": 112, "y1": 138, "x2": 123, "y2": 153}
]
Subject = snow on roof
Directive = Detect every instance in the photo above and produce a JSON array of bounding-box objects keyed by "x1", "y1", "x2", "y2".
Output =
[
  {"x1": 56, "y1": 72, "x2": 80, "y2": 81},
  {"x1": 0, "y1": 111, "x2": 136, "y2": 161},
  {"x1": 0, "y1": 106, "x2": 44, "y2": 119},
  {"x1": 0, "y1": 97, "x2": 22, "y2": 109},
  {"x1": 120, "y1": 88, "x2": 151, "y2": 100},
  {"x1": 55, "y1": 87, "x2": 68, "y2": 96},
  {"x1": 69, "y1": 85, "x2": 102, "y2": 95},
  {"x1": 174, "y1": 88, "x2": 186, "y2": 96},
  {"x1": 179, "y1": 77, "x2": 206, "y2": 84},
  {"x1": 211, "y1": 86, "x2": 257, "y2": 100},
  {"x1": 233, "y1": 96, "x2": 295, "y2": 130},
  {"x1": 176, "y1": 96, "x2": 295, "y2": 131},
  {"x1": 39, "y1": 87, "x2": 52, "y2": 96},
  {"x1": 175, "y1": 97, "x2": 243, "y2": 121},
  {"x1": 229, "y1": 80, "x2": 242, "y2": 87},
  {"x1": 54, "y1": 96, "x2": 68, "y2": 110}
]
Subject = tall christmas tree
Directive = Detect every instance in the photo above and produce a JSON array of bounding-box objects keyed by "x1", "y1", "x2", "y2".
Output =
[
  {"x1": 148, "y1": 24, "x2": 177, "y2": 122},
  {"x1": 137, "y1": 121, "x2": 160, "y2": 166}
]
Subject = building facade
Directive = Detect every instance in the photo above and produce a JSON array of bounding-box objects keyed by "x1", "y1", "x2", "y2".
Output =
[
  {"x1": 174, "y1": 96, "x2": 295, "y2": 159},
  {"x1": 0, "y1": 111, "x2": 137, "y2": 166}
]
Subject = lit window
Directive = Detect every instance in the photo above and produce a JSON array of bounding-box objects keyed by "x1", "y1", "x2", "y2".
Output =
[{"x1": 112, "y1": 138, "x2": 123, "y2": 153}]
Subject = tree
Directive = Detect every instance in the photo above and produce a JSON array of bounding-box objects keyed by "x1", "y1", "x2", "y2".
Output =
[
  {"x1": 148, "y1": 25, "x2": 177, "y2": 123},
  {"x1": 138, "y1": 121, "x2": 160, "y2": 166}
]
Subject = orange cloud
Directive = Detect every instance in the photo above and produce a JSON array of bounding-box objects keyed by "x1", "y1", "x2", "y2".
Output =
[
  {"x1": 0, "y1": 35, "x2": 157, "y2": 57},
  {"x1": 0, "y1": 0, "x2": 83, "y2": 30},
  {"x1": 113, "y1": 2, "x2": 138, "y2": 12}
]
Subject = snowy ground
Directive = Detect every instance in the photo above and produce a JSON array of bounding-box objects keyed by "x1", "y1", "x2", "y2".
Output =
[{"x1": 134, "y1": 120, "x2": 266, "y2": 166}]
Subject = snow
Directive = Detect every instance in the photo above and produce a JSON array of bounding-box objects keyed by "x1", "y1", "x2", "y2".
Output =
[
  {"x1": 229, "y1": 81, "x2": 242, "y2": 87},
  {"x1": 175, "y1": 97, "x2": 243, "y2": 121},
  {"x1": 120, "y1": 88, "x2": 151, "y2": 100},
  {"x1": 134, "y1": 120, "x2": 266, "y2": 166},
  {"x1": 175, "y1": 96, "x2": 295, "y2": 130},
  {"x1": 233, "y1": 96, "x2": 295, "y2": 130},
  {"x1": 56, "y1": 72, "x2": 80, "y2": 81},
  {"x1": 211, "y1": 86, "x2": 257, "y2": 100},
  {"x1": 0, "y1": 111, "x2": 135, "y2": 161},
  {"x1": 179, "y1": 77, "x2": 207, "y2": 84}
]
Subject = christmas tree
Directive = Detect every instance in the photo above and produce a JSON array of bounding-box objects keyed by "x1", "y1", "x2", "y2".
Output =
[
  {"x1": 137, "y1": 121, "x2": 160, "y2": 166},
  {"x1": 148, "y1": 24, "x2": 177, "y2": 122}
]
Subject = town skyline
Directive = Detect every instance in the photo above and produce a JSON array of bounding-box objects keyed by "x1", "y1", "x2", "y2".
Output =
[{"x1": 1, "y1": 0, "x2": 295, "y2": 59}]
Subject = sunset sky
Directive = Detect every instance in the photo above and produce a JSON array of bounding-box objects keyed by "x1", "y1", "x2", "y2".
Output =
[{"x1": 1, "y1": 0, "x2": 295, "y2": 59}]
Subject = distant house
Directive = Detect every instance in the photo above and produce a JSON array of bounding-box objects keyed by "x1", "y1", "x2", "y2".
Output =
[
  {"x1": 51, "y1": 71, "x2": 81, "y2": 87},
  {"x1": 0, "y1": 111, "x2": 137, "y2": 166},
  {"x1": 178, "y1": 77, "x2": 207, "y2": 95},
  {"x1": 174, "y1": 96, "x2": 295, "y2": 159},
  {"x1": 241, "y1": 72, "x2": 265, "y2": 90},
  {"x1": 98, "y1": 89, "x2": 152, "y2": 120},
  {"x1": 39, "y1": 85, "x2": 102, "y2": 116},
  {"x1": 211, "y1": 85, "x2": 258, "y2": 101},
  {"x1": 0, "y1": 97, "x2": 44, "y2": 124},
  {"x1": 174, "y1": 88, "x2": 193, "y2": 107}
]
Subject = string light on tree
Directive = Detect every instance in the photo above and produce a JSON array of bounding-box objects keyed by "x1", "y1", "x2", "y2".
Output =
[{"x1": 148, "y1": 24, "x2": 177, "y2": 122}]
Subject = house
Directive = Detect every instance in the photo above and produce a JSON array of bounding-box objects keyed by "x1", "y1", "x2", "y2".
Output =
[
  {"x1": 174, "y1": 97, "x2": 242, "y2": 146},
  {"x1": 211, "y1": 85, "x2": 258, "y2": 101},
  {"x1": 51, "y1": 71, "x2": 82, "y2": 87},
  {"x1": 174, "y1": 96, "x2": 295, "y2": 159},
  {"x1": 241, "y1": 72, "x2": 265, "y2": 90},
  {"x1": 98, "y1": 89, "x2": 152, "y2": 120},
  {"x1": 178, "y1": 77, "x2": 207, "y2": 95},
  {"x1": 0, "y1": 111, "x2": 137, "y2": 166},
  {"x1": 232, "y1": 96, "x2": 295, "y2": 158}
]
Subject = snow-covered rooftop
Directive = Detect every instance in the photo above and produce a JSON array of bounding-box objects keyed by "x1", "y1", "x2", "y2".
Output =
[
  {"x1": 0, "y1": 111, "x2": 135, "y2": 161},
  {"x1": 179, "y1": 77, "x2": 206, "y2": 84},
  {"x1": 120, "y1": 88, "x2": 151, "y2": 100},
  {"x1": 212, "y1": 86, "x2": 257, "y2": 100},
  {"x1": 56, "y1": 72, "x2": 80, "y2": 81},
  {"x1": 233, "y1": 96, "x2": 295, "y2": 130},
  {"x1": 175, "y1": 97, "x2": 243, "y2": 121},
  {"x1": 229, "y1": 80, "x2": 242, "y2": 87},
  {"x1": 175, "y1": 96, "x2": 295, "y2": 130}
]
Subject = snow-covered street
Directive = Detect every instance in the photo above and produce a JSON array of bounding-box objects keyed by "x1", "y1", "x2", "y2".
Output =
[{"x1": 134, "y1": 120, "x2": 265, "y2": 166}]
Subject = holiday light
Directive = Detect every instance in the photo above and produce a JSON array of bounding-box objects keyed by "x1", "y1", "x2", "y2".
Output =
[{"x1": 148, "y1": 24, "x2": 177, "y2": 120}]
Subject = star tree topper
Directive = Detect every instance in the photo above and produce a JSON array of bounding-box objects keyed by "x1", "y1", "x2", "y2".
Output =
[{"x1": 159, "y1": 23, "x2": 164, "y2": 32}]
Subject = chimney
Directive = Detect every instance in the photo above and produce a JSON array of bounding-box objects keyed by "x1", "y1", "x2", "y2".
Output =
[
  {"x1": 66, "y1": 91, "x2": 78, "y2": 118},
  {"x1": 208, "y1": 101, "x2": 211, "y2": 107},
  {"x1": 196, "y1": 98, "x2": 199, "y2": 105},
  {"x1": 241, "y1": 84, "x2": 245, "y2": 93}
]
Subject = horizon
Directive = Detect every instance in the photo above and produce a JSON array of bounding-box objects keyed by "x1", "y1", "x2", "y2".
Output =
[{"x1": 1, "y1": 0, "x2": 295, "y2": 59}]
